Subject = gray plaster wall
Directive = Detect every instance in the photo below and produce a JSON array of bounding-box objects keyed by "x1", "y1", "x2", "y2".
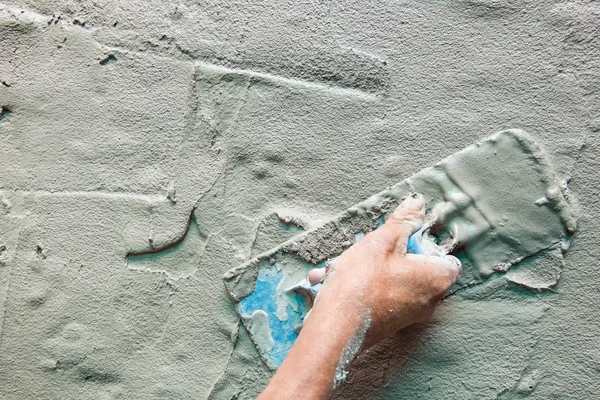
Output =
[{"x1": 0, "y1": 1, "x2": 598, "y2": 399}]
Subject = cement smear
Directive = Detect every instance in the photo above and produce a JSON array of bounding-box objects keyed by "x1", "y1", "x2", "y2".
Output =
[
  {"x1": 1, "y1": 1, "x2": 599, "y2": 399},
  {"x1": 334, "y1": 311, "x2": 371, "y2": 390}
]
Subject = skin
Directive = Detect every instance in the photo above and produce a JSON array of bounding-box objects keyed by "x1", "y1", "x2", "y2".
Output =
[{"x1": 258, "y1": 194, "x2": 462, "y2": 400}]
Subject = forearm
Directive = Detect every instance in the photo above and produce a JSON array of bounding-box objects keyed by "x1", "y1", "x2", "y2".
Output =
[
  {"x1": 258, "y1": 301, "x2": 364, "y2": 399},
  {"x1": 258, "y1": 195, "x2": 462, "y2": 398}
]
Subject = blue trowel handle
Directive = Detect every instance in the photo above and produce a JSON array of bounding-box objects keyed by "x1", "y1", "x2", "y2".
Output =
[{"x1": 406, "y1": 232, "x2": 425, "y2": 255}]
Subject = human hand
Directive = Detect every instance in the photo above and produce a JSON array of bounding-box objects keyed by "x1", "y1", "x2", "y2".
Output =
[
  {"x1": 304, "y1": 194, "x2": 462, "y2": 349},
  {"x1": 259, "y1": 194, "x2": 462, "y2": 399}
]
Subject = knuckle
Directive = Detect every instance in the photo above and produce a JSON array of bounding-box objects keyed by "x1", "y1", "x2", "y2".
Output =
[
  {"x1": 428, "y1": 270, "x2": 452, "y2": 296},
  {"x1": 360, "y1": 231, "x2": 395, "y2": 253},
  {"x1": 387, "y1": 214, "x2": 418, "y2": 233}
]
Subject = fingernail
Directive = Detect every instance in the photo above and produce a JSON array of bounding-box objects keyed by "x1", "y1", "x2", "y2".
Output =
[
  {"x1": 444, "y1": 255, "x2": 463, "y2": 282},
  {"x1": 308, "y1": 268, "x2": 327, "y2": 285},
  {"x1": 445, "y1": 255, "x2": 462, "y2": 269},
  {"x1": 400, "y1": 194, "x2": 425, "y2": 211}
]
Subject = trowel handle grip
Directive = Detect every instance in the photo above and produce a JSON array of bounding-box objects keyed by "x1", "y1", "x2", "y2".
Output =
[{"x1": 406, "y1": 232, "x2": 425, "y2": 255}]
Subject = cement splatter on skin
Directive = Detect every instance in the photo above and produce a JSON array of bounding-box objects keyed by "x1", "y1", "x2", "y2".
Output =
[
  {"x1": 1, "y1": 1, "x2": 599, "y2": 399},
  {"x1": 334, "y1": 311, "x2": 371, "y2": 390}
]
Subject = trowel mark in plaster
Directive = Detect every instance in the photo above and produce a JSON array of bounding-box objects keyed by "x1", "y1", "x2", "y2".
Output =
[
  {"x1": 0, "y1": 190, "x2": 166, "y2": 203},
  {"x1": 250, "y1": 212, "x2": 307, "y2": 258},
  {"x1": 195, "y1": 62, "x2": 379, "y2": 103},
  {"x1": 99, "y1": 54, "x2": 117, "y2": 66},
  {"x1": 232, "y1": 46, "x2": 389, "y2": 95},
  {"x1": 127, "y1": 214, "x2": 208, "y2": 280},
  {"x1": 496, "y1": 367, "x2": 543, "y2": 399},
  {"x1": 2, "y1": 1, "x2": 387, "y2": 96},
  {"x1": 124, "y1": 192, "x2": 310, "y2": 285},
  {"x1": 0, "y1": 106, "x2": 12, "y2": 121}
]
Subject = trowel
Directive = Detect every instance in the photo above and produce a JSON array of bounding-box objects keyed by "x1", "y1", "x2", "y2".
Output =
[
  {"x1": 223, "y1": 129, "x2": 577, "y2": 369},
  {"x1": 285, "y1": 221, "x2": 441, "y2": 306}
]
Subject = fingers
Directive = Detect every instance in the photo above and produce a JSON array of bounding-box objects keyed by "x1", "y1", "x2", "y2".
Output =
[
  {"x1": 373, "y1": 194, "x2": 426, "y2": 254},
  {"x1": 307, "y1": 268, "x2": 327, "y2": 285},
  {"x1": 307, "y1": 257, "x2": 340, "y2": 285},
  {"x1": 443, "y1": 254, "x2": 462, "y2": 285},
  {"x1": 405, "y1": 253, "x2": 463, "y2": 290},
  {"x1": 437, "y1": 255, "x2": 462, "y2": 285}
]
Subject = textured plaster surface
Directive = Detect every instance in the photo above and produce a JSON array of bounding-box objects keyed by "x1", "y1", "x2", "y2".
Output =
[{"x1": 0, "y1": 1, "x2": 598, "y2": 399}]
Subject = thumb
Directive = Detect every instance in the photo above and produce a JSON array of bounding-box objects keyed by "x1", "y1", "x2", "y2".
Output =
[{"x1": 375, "y1": 194, "x2": 426, "y2": 254}]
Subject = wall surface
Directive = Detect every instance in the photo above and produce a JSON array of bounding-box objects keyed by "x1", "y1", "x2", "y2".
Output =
[{"x1": 0, "y1": 1, "x2": 598, "y2": 399}]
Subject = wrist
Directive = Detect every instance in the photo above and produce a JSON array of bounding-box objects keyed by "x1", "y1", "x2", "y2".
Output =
[{"x1": 260, "y1": 299, "x2": 367, "y2": 399}]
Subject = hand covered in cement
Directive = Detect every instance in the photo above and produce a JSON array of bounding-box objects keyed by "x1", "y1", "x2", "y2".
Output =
[
  {"x1": 306, "y1": 193, "x2": 462, "y2": 348},
  {"x1": 259, "y1": 195, "x2": 461, "y2": 400}
]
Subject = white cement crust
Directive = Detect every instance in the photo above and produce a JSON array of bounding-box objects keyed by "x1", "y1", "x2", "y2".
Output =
[{"x1": 0, "y1": 1, "x2": 599, "y2": 399}]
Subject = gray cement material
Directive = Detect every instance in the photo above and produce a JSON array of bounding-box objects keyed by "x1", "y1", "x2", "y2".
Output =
[{"x1": 0, "y1": 1, "x2": 598, "y2": 399}]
